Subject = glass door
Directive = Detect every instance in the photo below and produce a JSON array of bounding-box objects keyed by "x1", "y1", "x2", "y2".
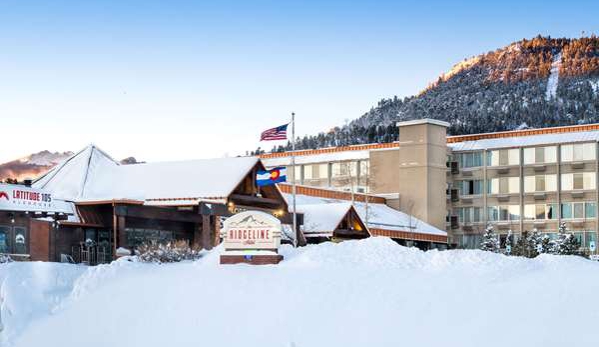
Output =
[{"x1": 0, "y1": 226, "x2": 10, "y2": 253}]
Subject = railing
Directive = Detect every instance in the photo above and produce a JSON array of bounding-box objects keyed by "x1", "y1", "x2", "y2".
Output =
[{"x1": 72, "y1": 244, "x2": 111, "y2": 265}]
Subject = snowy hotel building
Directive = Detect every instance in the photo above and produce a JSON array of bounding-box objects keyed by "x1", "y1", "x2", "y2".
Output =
[
  {"x1": 261, "y1": 120, "x2": 599, "y2": 255},
  {"x1": 0, "y1": 144, "x2": 446, "y2": 263}
]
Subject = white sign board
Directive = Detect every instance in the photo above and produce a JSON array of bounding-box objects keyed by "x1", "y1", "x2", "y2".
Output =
[
  {"x1": 0, "y1": 183, "x2": 60, "y2": 213},
  {"x1": 222, "y1": 210, "x2": 281, "y2": 251}
]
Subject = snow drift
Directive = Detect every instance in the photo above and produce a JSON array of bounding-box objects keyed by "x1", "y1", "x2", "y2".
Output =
[{"x1": 1, "y1": 237, "x2": 598, "y2": 347}]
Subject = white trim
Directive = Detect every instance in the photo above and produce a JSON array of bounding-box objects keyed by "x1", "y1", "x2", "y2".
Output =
[{"x1": 396, "y1": 118, "x2": 450, "y2": 128}]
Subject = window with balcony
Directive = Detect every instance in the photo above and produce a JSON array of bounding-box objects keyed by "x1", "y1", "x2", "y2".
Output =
[
  {"x1": 457, "y1": 179, "x2": 484, "y2": 195},
  {"x1": 487, "y1": 205, "x2": 520, "y2": 221},
  {"x1": 286, "y1": 165, "x2": 303, "y2": 183},
  {"x1": 524, "y1": 174, "x2": 557, "y2": 192},
  {"x1": 332, "y1": 161, "x2": 358, "y2": 178},
  {"x1": 358, "y1": 160, "x2": 369, "y2": 186},
  {"x1": 303, "y1": 165, "x2": 313, "y2": 180},
  {"x1": 454, "y1": 152, "x2": 483, "y2": 168},
  {"x1": 561, "y1": 202, "x2": 597, "y2": 219},
  {"x1": 523, "y1": 146, "x2": 557, "y2": 164},
  {"x1": 560, "y1": 143, "x2": 596, "y2": 162},
  {"x1": 487, "y1": 149, "x2": 519, "y2": 166},
  {"x1": 561, "y1": 172, "x2": 596, "y2": 190},
  {"x1": 454, "y1": 207, "x2": 482, "y2": 223},
  {"x1": 487, "y1": 177, "x2": 520, "y2": 194},
  {"x1": 523, "y1": 203, "x2": 558, "y2": 220}
]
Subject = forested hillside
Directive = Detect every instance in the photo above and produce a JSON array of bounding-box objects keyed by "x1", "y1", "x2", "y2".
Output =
[{"x1": 255, "y1": 36, "x2": 599, "y2": 154}]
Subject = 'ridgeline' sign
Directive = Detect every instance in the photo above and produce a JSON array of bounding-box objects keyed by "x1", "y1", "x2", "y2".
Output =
[
  {"x1": 222, "y1": 210, "x2": 282, "y2": 251},
  {"x1": 0, "y1": 183, "x2": 57, "y2": 213}
]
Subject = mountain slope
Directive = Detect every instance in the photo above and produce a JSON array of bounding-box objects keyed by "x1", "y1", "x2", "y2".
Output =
[
  {"x1": 0, "y1": 151, "x2": 73, "y2": 182},
  {"x1": 0, "y1": 151, "x2": 143, "y2": 182},
  {"x1": 269, "y1": 36, "x2": 599, "y2": 153}
]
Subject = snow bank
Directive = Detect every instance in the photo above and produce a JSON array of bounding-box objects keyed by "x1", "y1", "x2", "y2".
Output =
[{"x1": 2, "y1": 238, "x2": 599, "y2": 347}]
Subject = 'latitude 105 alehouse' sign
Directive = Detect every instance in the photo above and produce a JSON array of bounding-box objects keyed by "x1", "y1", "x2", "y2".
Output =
[
  {"x1": 0, "y1": 183, "x2": 55, "y2": 213},
  {"x1": 220, "y1": 210, "x2": 283, "y2": 265}
]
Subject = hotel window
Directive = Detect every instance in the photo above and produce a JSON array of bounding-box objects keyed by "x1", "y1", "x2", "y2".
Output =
[
  {"x1": 524, "y1": 174, "x2": 557, "y2": 192},
  {"x1": 455, "y1": 152, "x2": 483, "y2": 168},
  {"x1": 585, "y1": 232, "x2": 597, "y2": 249},
  {"x1": 331, "y1": 161, "x2": 358, "y2": 179},
  {"x1": 358, "y1": 160, "x2": 370, "y2": 186},
  {"x1": 455, "y1": 207, "x2": 482, "y2": 223},
  {"x1": 560, "y1": 143, "x2": 596, "y2": 162},
  {"x1": 317, "y1": 163, "x2": 329, "y2": 179},
  {"x1": 457, "y1": 180, "x2": 483, "y2": 195},
  {"x1": 523, "y1": 203, "x2": 558, "y2": 220},
  {"x1": 561, "y1": 202, "x2": 596, "y2": 219},
  {"x1": 487, "y1": 177, "x2": 520, "y2": 194},
  {"x1": 488, "y1": 205, "x2": 520, "y2": 221},
  {"x1": 561, "y1": 172, "x2": 596, "y2": 190},
  {"x1": 487, "y1": 149, "x2": 519, "y2": 166},
  {"x1": 287, "y1": 165, "x2": 302, "y2": 183},
  {"x1": 303, "y1": 165, "x2": 314, "y2": 180},
  {"x1": 523, "y1": 146, "x2": 557, "y2": 164}
]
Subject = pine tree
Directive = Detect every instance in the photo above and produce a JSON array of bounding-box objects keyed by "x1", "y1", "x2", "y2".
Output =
[
  {"x1": 480, "y1": 224, "x2": 500, "y2": 252},
  {"x1": 527, "y1": 229, "x2": 542, "y2": 258},
  {"x1": 540, "y1": 234, "x2": 552, "y2": 254},
  {"x1": 552, "y1": 222, "x2": 581, "y2": 255},
  {"x1": 512, "y1": 230, "x2": 541, "y2": 258}
]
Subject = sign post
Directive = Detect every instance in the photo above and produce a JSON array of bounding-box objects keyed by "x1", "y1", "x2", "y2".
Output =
[{"x1": 220, "y1": 210, "x2": 283, "y2": 265}]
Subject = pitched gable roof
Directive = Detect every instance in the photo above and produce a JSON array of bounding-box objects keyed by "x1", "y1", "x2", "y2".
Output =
[
  {"x1": 33, "y1": 144, "x2": 260, "y2": 204},
  {"x1": 34, "y1": 144, "x2": 119, "y2": 200},
  {"x1": 297, "y1": 203, "x2": 355, "y2": 235}
]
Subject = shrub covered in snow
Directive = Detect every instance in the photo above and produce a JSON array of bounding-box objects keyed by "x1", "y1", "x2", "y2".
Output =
[
  {"x1": 511, "y1": 224, "x2": 581, "y2": 258},
  {"x1": 0, "y1": 254, "x2": 12, "y2": 264},
  {"x1": 137, "y1": 240, "x2": 201, "y2": 263}
]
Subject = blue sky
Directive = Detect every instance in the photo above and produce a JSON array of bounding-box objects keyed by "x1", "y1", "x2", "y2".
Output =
[{"x1": 1, "y1": 0, "x2": 597, "y2": 163}]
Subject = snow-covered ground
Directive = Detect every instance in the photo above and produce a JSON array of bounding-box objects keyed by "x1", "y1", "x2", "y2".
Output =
[
  {"x1": 2, "y1": 238, "x2": 599, "y2": 347},
  {"x1": 545, "y1": 52, "x2": 562, "y2": 100}
]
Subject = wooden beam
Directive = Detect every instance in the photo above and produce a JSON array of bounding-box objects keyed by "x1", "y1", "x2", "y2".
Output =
[
  {"x1": 117, "y1": 216, "x2": 127, "y2": 249},
  {"x1": 193, "y1": 222, "x2": 202, "y2": 249},
  {"x1": 229, "y1": 194, "x2": 283, "y2": 208},
  {"x1": 112, "y1": 204, "x2": 117, "y2": 260},
  {"x1": 201, "y1": 215, "x2": 212, "y2": 250},
  {"x1": 114, "y1": 205, "x2": 203, "y2": 223}
]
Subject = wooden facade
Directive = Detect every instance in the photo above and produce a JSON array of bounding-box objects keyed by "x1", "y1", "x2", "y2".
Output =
[{"x1": 1, "y1": 161, "x2": 301, "y2": 263}]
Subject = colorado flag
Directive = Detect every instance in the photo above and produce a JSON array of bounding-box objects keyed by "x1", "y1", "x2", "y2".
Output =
[{"x1": 257, "y1": 167, "x2": 287, "y2": 186}]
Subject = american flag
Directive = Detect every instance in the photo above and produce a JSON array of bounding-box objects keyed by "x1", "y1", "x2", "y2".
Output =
[{"x1": 260, "y1": 123, "x2": 289, "y2": 141}]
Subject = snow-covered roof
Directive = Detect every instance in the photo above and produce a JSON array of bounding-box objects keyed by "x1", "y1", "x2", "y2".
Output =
[
  {"x1": 449, "y1": 130, "x2": 599, "y2": 152},
  {"x1": 284, "y1": 193, "x2": 446, "y2": 237},
  {"x1": 296, "y1": 203, "x2": 354, "y2": 236},
  {"x1": 34, "y1": 144, "x2": 260, "y2": 204},
  {"x1": 262, "y1": 150, "x2": 369, "y2": 167}
]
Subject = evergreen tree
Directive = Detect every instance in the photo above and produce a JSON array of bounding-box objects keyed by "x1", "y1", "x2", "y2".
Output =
[
  {"x1": 512, "y1": 230, "x2": 540, "y2": 258},
  {"x1": 552, "y1": 222, "x2": 581, "y2": 255},
  {"x1": 540, "y1": 234, "x2": 552, "y2": 254},
  {"x1": 480, "y1": 224, "x2": 500, "y2": 252},
  {"x1": 527, "y1": 229, "x2": 543, "y2": 258}
]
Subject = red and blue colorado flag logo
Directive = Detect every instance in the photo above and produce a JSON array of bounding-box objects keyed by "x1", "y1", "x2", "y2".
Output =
[
  {"x1": 0, "y1": 191, "x2": 9, "y2": 200},
  {"x1": 256, "y1": 167, "x2": 287, "y2": 187}
]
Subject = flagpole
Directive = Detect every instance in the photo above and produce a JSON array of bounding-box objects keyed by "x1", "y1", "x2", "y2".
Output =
[{"x1": 291, "y1": 112, "x2": 298, "y2": 247}]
